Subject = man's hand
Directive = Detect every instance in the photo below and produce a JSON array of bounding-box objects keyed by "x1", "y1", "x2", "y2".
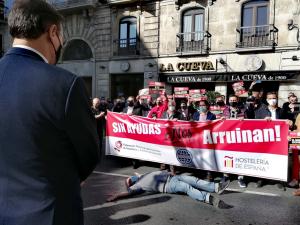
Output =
[{"x1": 265, "y1": 117, "x2": 272, "y2": 121}]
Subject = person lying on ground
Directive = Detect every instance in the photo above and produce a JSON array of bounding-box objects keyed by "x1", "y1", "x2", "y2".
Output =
[{"x1": 106, "y1": 170, "x2": 232, "y2": 209}]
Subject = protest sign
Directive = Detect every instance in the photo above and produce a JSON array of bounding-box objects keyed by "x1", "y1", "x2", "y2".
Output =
[{"x1": 174, "y1": 87, "x2": 189, "y2": 98}]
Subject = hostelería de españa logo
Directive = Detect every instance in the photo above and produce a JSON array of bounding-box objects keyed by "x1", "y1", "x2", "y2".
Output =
[{"x1": 224, "y1": 156, "x2": 234, "y2": 168}]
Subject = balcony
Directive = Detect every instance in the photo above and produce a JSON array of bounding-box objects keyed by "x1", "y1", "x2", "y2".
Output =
[
  {"x1": 176, "y1": 31, "x2": 211, "y2": 55},
  {"x1": 48, "y1": 0, "x2": 98, "y2": 13},
  {"x1": 236, "y1": 24, "x2": 278, "y2": 51},
  {"x1": 108, "y1": 0, "x2": 139, "y2": 4},
  {"x1": 113, "y1": 38, "x2": 139, "y2": 56}
]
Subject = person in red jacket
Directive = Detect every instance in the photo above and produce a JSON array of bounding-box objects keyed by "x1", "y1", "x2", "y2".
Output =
[{"x1": 147, "y1": 94, "x2": 168, "y2": 119}]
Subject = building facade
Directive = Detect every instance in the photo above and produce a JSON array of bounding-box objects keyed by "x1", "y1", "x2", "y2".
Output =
[{"x1": 1, "y1": 0, "x2": 300, "y2": 104}]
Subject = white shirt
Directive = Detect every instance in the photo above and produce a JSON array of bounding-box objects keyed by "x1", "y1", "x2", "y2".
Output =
[
  {"x1": 268, "y1": 107, "x2": 277, "y2": 120},
  {"x1": 127, "y1": 106, "x2": 134, "y2": 115},
  {"x1": 199, "y1": 114, "x2": 207, "y2": 121},
  {"x1": 13, "y1": 45, "x2": 48, "y2": 63}
]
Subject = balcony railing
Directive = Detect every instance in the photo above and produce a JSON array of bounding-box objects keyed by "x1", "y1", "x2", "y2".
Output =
[
  {"x1": 113, "y1": 38, "x2": 139, "y2": 56},
  {"x1": 236, "y1": 24, "x2": 278, "y2": 49},
  {"x1": 176, "y1": 31, "x2": 211, "y2": 54},
  {"x1": 108, "y1": 0, "x2": 139, "y2": 4},
  {"x1": 48, "y1": 0, "x2": 98, "y2": 12}
]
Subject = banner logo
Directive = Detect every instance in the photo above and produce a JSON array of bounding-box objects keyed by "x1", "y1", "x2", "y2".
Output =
[
  {"x1": 176, "y1": 149, "x2": 193, "y2": 165},
  {"x1": 224, "y1": 156, "x2": 234, "y2": 168},
  {"x1": 114, "y1": 141, "x2": 123, "y2": 152}
]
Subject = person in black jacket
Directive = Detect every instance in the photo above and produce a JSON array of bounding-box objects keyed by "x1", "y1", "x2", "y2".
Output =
[
  {"x1": 0, "y1": 1, "x2": 99, "y2": 224},
  {"x1": 123, "y1": 95, "x2": 148, "y2": 168}
]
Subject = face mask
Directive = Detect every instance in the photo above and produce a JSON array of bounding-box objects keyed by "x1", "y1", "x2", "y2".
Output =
[
  {"x1": 128, "y1": 101, "x2": 134, "y2": 107},
  {"x1": 168, "y1": 106, "x2": 175, "y2": 111},
  {"x1": 216, "y1": 101, "x2": 225, "y2": 106},
  {"x1": 229, "y1": 102, "x2": 238, "y2": 107},
  {"x1": 267, "y1": 99, "x2": 277, "y2": 106},
  {"x1": 198, "y1": 106, "x2": 207, "y2": 113},
  {"x1": 50, "y1": 33, "x2": 62, "y2": 65}
]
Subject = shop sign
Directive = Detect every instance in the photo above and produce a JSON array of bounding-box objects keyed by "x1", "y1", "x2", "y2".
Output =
[
  {"x1": 160, "y1": 61, "x2": 215, "y2": 72},
  {"x1": 164, "y1": 71, "x2": 299, "y2": 83},
  {"x1": 230, "y1": 74, "x2": 290, "y2": 81}
]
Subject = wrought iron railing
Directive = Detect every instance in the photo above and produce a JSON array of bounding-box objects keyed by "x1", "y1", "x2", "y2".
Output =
[
  {"x1": 48, "y1": 0, "x2": 97, "y2": 10},
  {"x1": 236, "y1": 24, "x2": 278, "y2": 48},
  {"x1": 113, "y1": 38, "x2": 139, "y2": 56},
  {"x1": 176, "y1": 31, "x2": 211, "y2": 54}
]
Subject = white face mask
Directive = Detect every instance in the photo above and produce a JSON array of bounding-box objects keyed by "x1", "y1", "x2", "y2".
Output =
[
  {"x1": 168, "y1": 106, "x2": 175, "y2": 111},
  {"x1": 267, "y1": 99, "x2": 277, "y2": 106}
]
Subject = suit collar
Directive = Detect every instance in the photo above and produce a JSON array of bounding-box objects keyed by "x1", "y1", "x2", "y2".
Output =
[{"x1": 6, "y1": 47, "x2": 47, "y2": 63}]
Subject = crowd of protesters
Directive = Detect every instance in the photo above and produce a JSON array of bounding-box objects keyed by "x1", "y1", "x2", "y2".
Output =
[{"x1": 91, "y1": 81, "x2": 300, "y2": 196}]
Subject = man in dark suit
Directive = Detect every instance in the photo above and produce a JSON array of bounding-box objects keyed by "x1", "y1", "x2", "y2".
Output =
[{"x1": 0, "y1": 1, "x2": 99, "y2": 225}]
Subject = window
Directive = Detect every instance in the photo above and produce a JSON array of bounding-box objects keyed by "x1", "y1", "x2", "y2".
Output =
[
  {"x1": 118, "y1": 17, "x2": 137, "y2": 55},
  {"x1": 242, "y1": 0, "x2": 269, "y2": 28},
  {"x1": 238, "y1": 0, "x2": 272, "y2": 48},
  {"x1": 62, "y1": 39, "x2": 93, "y2": 61},
  {"x1": 177, "y1": 8, "x2": 208, "y2": 53},
  {"x1": 183, "y1": 8, "x2": 204, "y2": 42}
]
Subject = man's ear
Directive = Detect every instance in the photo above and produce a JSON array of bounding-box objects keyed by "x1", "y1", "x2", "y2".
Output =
[{"x1": 47, "y1": 24, "x2": 58, "y2": 42}]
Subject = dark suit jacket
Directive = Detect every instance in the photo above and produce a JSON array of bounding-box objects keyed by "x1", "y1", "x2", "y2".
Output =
[
  {"x1": 0, "y1": 48, "x2": 99, "y2": 225},
  {"x1": 123, "y1": 101, "x2": 147, "y2": 116},
  {"x1": 255, "y1": 104, "x2": 283, "y2": 119}
]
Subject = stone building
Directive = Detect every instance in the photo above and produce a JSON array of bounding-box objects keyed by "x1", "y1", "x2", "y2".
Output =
[{"x1": 1, "y1": 0, "x2": 300, "y2": 104}]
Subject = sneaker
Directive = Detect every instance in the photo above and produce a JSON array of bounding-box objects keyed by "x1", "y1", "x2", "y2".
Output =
[
  {"x1": 288, "y1": 179, "x2": 299, "y2": 188},
  {"x1": 238, "y1": 178, "x2": 247, "y2": 188},
  {"x1": 217, "y1": 178, "x2": 230, "y2": 195}
]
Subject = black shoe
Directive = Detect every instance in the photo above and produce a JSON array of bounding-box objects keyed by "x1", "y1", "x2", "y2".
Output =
[
  {"x1": 132, "y1": 160, "x2": 139, "y2": 169},
  {"x1": 276, "y1": 183, "x2": 286, "y2": 191},
  {"x1": 209, "y1": 195, "x2": 233, "y2": 209},
  {"x1": 256, "y1": 180, "x2": 263, "y2": 188},
  {"x1": 217, "y1": 178, "x2": 230, "y2": 195}
]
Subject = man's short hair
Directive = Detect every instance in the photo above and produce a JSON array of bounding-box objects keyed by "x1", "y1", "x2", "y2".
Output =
[
  {"x1": 8, "y1": 0, "x2": 63, "y2": 39},
  {"x1": 266, "y1": 92, "x2": 277, "y2": 98}
]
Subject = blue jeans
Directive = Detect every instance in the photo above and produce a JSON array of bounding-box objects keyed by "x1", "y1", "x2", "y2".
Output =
[{"x1": 165, "y1": 175, "x2": 215, "y2": 202}]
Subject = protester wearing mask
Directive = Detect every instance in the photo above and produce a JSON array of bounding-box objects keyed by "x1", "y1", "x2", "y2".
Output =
[
  {"x1": 193, "y1": 100, "x2": 216, "y2": 121},
  {"x1": 177, "y1": 101, "x2": 190, "y2": 121},
  {"x1": 255, "y1": 92, "x2": 283, "y2": 120},
  {"x1": 147, "y1": 93, "x2": 168, "y2": 119},
  {"x1": 210, "y1": 95, "x2": 226, "y2": 119},
  {"x1": 123, "y1": 96, "x2": 145, "y2": 116},
  {"x1": 244, "y1": 96, "x2": 256, "y2": 119},
  {"x1": 113, "y1": 98, "x2": 125, "y2": 113},
  {"x1": 192, "y1": 100, "x2": 216, "y2": 181},
  {"x1": 157, "y1": 100, "x2": 178, "y2": 175},
  {"x1": 223, "y1": 95, "x2": 245, "y2": 119},
  {"x1": 282, "y1": 93, "x2": 299, "y2": 129},
  {"x1": 254, "y1": 92, "x2": 285, "y2": 189},
  {"x1": 222, "y1": 95, "x2": 247, "y2": 188},
  {"x1": 123, "y1": 95, "x2": 147, "y2": 169}
]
